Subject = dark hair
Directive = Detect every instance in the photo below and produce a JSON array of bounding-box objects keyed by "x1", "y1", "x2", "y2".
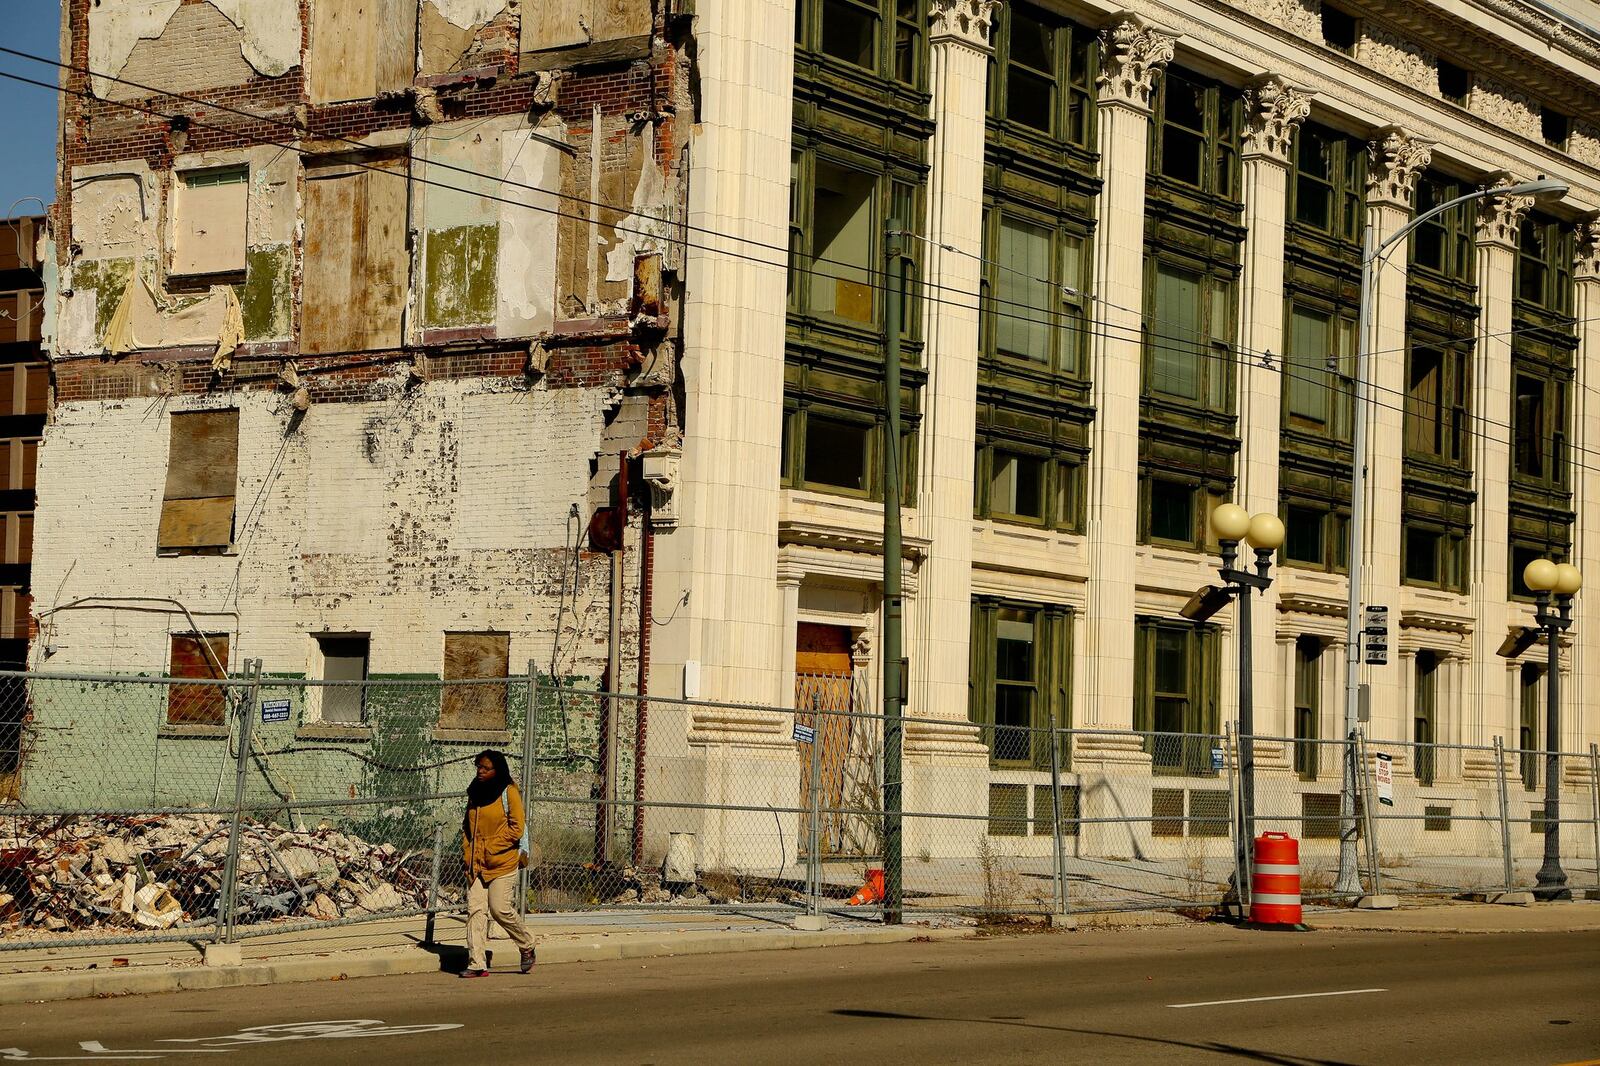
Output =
[{"x1": 467, "y1": 749, "x2": 513, "y2": 805}]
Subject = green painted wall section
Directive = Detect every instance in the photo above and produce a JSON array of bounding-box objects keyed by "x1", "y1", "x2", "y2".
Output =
[
  {"x1": 422, "y1": 224, "x2": 497, "y2": 328},
  {"x1": 240, "y1": 244, "x2": 292, "y2": 341},
  {"x1": 73, "y1": 258, "x2": 134, "y2": 344}
]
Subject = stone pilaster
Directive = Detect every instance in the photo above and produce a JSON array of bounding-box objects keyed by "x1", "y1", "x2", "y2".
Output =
[
  {"x1": 1077, "y1": 14, "x2": 1174, "y2": 764},
  {"x1": 1569, "y1": 222, "x2": 1600, "y2": 759},
  {"x1": 911, "y1": 0, "x2": 998, "y2": 729},
  {"x1": 1361, "y1": 128, "x2": 1430, "y2": 745},
  {"x1": 1239, "y1": 75, "x2": 1310, "y2": 741},
  {"x1": 1464, "y1": 182, "x2": 1531, "y2": 763}
]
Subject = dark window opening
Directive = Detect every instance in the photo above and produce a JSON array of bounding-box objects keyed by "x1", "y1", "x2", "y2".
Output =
[
  {"x1": 1149, "y1": 479, "x2": 1196, "y2": 544},
  {"x1": 1541, "y1": 107, "x2": 1571, "y2": 149},
  {"x1": 803, "y1": 415, "x2": 870, "y2": 492},
  {"x1": 820, "y1": 0, "x2": 879, "y2": 69},
  {"x1": 1414, "y1": 651, "x2": 1438, "y2": 787},
  {"x1": 1322, "y1": 5, "x2": 1359, "y2": 53},
  {"x1": 1437, "y1": 60, "x2": 1471, "y2": 105},
  {"x1": 316, "y1": 635, "x2": 370, "y2": 726}
]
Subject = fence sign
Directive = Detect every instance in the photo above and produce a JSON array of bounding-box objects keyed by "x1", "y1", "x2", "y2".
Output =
[
  {"x1": 792, "y1": 720, "x2": 816, "y2": 745},
  {"x1": 260, "y1": 699, "x2": 291, "y2": 724},
  {"x1": 1211, "y1": 746, "x2": 1225, "y2": 771},
  {"x1": 1375, "y1": 752, "x2": 1393, "y2": 806}
]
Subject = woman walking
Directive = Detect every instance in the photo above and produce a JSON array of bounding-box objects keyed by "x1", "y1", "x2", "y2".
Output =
[{"x1": 460, "y1": 749, "x2": 536, "y2": 977}]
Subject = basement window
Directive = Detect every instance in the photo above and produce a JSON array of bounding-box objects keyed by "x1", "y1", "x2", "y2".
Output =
[
  {"x1": 158, "y1": 410, "x2": 239, "y2": 553},
  {"x1": 172, "y1": 166, "x2": 248, "y2": 278},
  {"x1": 987, "y1": 783, "x2": 1028, "y2": 836},
  {"x1": 315, "y1": 635, "x2": 370, "y2": 726},
  {"x1": 168, "y1": 633, "x2": 230, "y2": 726},
  {"x1": 441, "y1": 632, "x2": 510, "y2": 732}
]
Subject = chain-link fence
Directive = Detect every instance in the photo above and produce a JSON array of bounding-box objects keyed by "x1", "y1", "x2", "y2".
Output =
[{"x1": 2, "y1": 666, "x2": 1599, "y2": 951}]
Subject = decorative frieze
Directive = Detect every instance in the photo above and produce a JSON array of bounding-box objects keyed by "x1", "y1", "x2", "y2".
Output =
[
  {"x1": 1366, "y1": 127, "x2": 1432, "y2": 209},
  {"x1": 1096, "y1": 16, "x2": 1176, "y2": 111},
  {"x1": 1227, "y1": 0, "x2": 1319, "y2": 38},
  {"x1": 929, "y1": 0, "x2": 1000, "y2": 50},
  {"x1": 1470, "y1": 79, "x2": 1542, "y2": 141},
  {"x1": 1570, "y1": 123, "x2": 1600, "y2": 170},
  {"x1": 1242, "y1": 74, "x2": 1312, "y2": 163},
  {"x1": 1360, "y1": 24, "x2": 1436, "y2": 90}
]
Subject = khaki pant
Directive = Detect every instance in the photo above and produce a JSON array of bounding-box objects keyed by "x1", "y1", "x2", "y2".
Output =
[{"x1": 466, "y1": 874, "x2": 535, "y2": 970}]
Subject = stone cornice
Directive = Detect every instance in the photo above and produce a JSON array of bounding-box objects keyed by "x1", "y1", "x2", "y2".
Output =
[
  {"x1": 1096, "y1": 15, "x2": 1177, "y2": 112},
  {"x1": 930, "y1": 0, "x2": 1001, "y2": 52},
  {"x1": 1242, "y1": 74, "x2": 1313, "y2": 164},
  {"x1": 1366, "y1": 127, "x2": 1433, "y2": 209}
]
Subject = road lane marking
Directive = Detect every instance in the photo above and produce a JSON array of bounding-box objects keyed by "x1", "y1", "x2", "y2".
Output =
[{"x1": 1168, "y1": 988, "x2": 1387, "y2": 1009}]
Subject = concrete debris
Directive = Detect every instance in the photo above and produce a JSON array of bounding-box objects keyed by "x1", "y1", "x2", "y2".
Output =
[{"x1": 0, "y1": 813, "x2": 448, "y2": 940}]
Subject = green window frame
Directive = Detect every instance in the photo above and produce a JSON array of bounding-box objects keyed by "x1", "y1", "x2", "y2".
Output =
[
  {"x1": 1283, "y1": 500, "x2": 1349, "y2": 574},
  {"x1": 1283, "y1": 302, "x2": 1355, "y2": 440},
  {"x1": 973, "y1": 438, "x2": 1084, "y2": 531},
  {"x1": 969, "y1": 600, "x2": 1072, "y2": 769},
  {"x1": 781, "y1": 397, "x2": 917, "y2": 503},
  {"x1": 1294, "y1": 636, "x2": 1321, "y2": 781},
  {"x1": 1512, "y1": 366, "x2": 1569, "y2": 490},
  {"x1": 1519, "y1": 663, "x2": 1542, "y2": 791},
  {"x1": 1402, "y1": 520, "x2": 1468, "y2": 592},
  {"x1": 797, "y1": 0, "x2": 925, "y2": 85},
  {"x1": 1143, "y1": 257, "x2": 1235, "y2": 410},
  {"x1": 1150, "y1": 69, "x2": 1241, "y2": 199},
  {"x1": 1518, "y1": 214, "x2": 1575, "y2": 317},
  {"x1": 1409, "y1": 172, "x2": 1477, "y2": 282},
  {"x1": 1290, "y1": 123, "x2": 1364, "y2": 243},
  {"x1": 981, "y1": 208, "x2": 1090, "y2": 377},
  {"x1": 988, "y1": 1, "x2": 1096, "y2": 148},
  {"x1": 1414, "y1": 651, "x2": 1438, "y2": 787},
  {"x1": 1403, "y1": 339, "x2": 1470, "y2": 465},
  {"x1": 1134, "y1": 617, "x2": 1221, "y2": 775}
]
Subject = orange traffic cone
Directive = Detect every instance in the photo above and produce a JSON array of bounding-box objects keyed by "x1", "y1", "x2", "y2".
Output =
[{"x1": 847, "y1": 867, "x2": 886, "y2": 905}]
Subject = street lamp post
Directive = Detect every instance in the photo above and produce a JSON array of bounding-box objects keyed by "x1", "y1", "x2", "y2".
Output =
[
  {"x1": 1523, "y1": 558, "x2": 1582, "y2": 901},
  {"x1": 1195, "y1": 504, "x2": 1284, "y2": 901},
  {"x1": 1336, "y1": 177, "x2": 1569, "y2": 898}
]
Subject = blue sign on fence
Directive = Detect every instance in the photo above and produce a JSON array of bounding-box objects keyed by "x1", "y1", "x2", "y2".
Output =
[
  {"x1": 1211, "y1": 747, "x2": 1225, "y2": 771},
  {"x1": 260, "y1": 699, "x2": 292, "y2": 724},
  {"x1": 792, "y1": 721, "x2": 816, "y2": 745}
]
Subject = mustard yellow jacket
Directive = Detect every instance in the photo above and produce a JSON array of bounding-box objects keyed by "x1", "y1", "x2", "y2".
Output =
[{"x1": 462, "y1": 783, "x2": 525, "y2": 883}]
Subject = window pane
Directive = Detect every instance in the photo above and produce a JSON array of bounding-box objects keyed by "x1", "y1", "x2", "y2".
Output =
[
  {"x1": 1406, "y1": 347, "x2": 1442, "y2": 455},
  {"x1": 1150, "y1": 264, "x2": 1202, "y2": 399},
  {"x1": 1514, "y1": 375, "x2": 1544, "y2": 478},
  {"x1": 317, "y1": 635, "x2": 369, "y2": 725},
  {"x1": 996, "y1": 614, "x2": 1035, "y2": 682},
  {"x1": 1006, "y1": 69, "x2": 1054, "y2": 131},
  {"x1": 1287, "y1": 306, "x2": 1331, "y2": 425},
  {"x1": 1160, "y1": 126, "x2": 1205, "y2": 186},
  {"x1": 804, "y1": 415, "x2": 869, "y2": 491},
  {"x1": 995, "y1": 217, "x2": 1052, "y2": 362},
  {"x1": 820, "y1": 0, "x2": 878, "y2": 68},
  {"x1": 1285, "y1": 505, "x2": 1324, "y2": 564},
  {"x1": 1154, "y1": 628, "x2": 1188, "y2": 694},
  {"x1": 1010, "y1": 7, "x2": 1053, "y2": 69},
  {"x1": 993, "y1": 687, "x2": 1034, "y2": 761},
  {"x1": 812, "y1": 162, "x2": 876, "y2": 323},
  {"x1": 991, "y1": 450, "x2": 1044, "y2": 519},
  {"x1": 1405, "y1": 526, "x2": 1440, "y2": 584},
  {"x1": 1149, "y1": 478, "x2": 1195, "y2": 542}
]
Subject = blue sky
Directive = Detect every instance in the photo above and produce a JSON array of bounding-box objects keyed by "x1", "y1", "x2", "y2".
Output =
[{"x1": 0, "y1": 3, "x2": 62, "y2": 218}]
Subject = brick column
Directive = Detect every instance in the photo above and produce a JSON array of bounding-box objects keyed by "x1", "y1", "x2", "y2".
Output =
[
  {"x1": 1076, "y1": 15, "x2": 1173, "y2": 763},
  {"x1": 1359, "y1": 128, "x2": 1430, "y2": 745},
  {"x1": 1238, "y1": 76, "x2": 1310, "y2": 759},
  {"x1": 1464, "y1": 183, "x2": 1532, "y2": 767}
]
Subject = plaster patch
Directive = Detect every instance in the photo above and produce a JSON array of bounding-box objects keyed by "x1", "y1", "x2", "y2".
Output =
[
  {"x1": 604, "y1": 144, "x2": 672, "y2": 284},
  {"x1": 208, "y1": 0, "x2": 304, "y2": 76},
  {"x1": 424, "y1": 0, "x2": 510, "y2": 30},
  {"x1": 88, "y1": 0, "x2": 182, "y2": 98},
  {"x1": 497, "y1": 125, "x2": 562, "y2": 338}
]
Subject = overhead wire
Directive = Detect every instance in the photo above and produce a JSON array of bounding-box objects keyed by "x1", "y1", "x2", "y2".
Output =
[{"x1": 4, "y1": 50, "x2": 1600, "y2": 476}]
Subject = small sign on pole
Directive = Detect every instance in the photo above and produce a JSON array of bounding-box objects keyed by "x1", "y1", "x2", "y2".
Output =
[
  {"x1": 1363, "y1": 605, "x2": 1390, "y2": 665},
  {"x1": 1375, "y1": 752, "x2": 1394, "y2": 806},
  {"x1": 1210, "y1": 746, "x2": 1225, "y2": 772},
  {"x1": 792, "y1": 720, "x2": 816, "y2": 745},
  {"x1": 260, "y1": 699, "x2": 291, "y2": 724}
]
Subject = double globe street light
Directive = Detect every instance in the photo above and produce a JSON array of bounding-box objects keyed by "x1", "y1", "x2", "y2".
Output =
[{"x1": 1183, "y1": 503, "x2": 1284, "y2": 906}]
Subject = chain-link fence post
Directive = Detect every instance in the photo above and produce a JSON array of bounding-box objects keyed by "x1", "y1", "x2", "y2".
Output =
[
  {"x1": 1048, "y1": 724, "x2": 1067, "y2": 919},
  {"x1": 808, "y1": 703, "x2": 823, "y2": 922},
  {"x1": 518, "y1": 664, "x2": 538, "y2": 921},
  {"x1": 424, "y1": 823, "x2": 443, "y2": 946},
  {"x1": 1357, "y1": 730, "x2": 1382, "y2": 897},
  {"x1": 215, "y1": 659, "x2": 261, "y2": 945},
  {"x1": 1495, "y1": 736, "x2": 1514, "y2": 894}
]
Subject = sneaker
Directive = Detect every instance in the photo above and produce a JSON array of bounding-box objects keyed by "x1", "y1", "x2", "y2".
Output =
[
  {"x1": 519, "y1": 948, "x2": 536, "y2": 973},
  {"x1": 458, "y1": 969, "x2": 489, "y2": 979}
]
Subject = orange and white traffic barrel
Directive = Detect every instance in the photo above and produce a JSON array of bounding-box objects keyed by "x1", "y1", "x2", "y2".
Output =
[{"x1": 1250, "y1": 832, "x2": 1302, "y2": 926}]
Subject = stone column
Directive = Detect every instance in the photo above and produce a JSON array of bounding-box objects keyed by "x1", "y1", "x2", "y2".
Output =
[
  {"x1": 1238, "y1": 76, "x2": 1310, "y2": 765},
  {"x1": 1360, "y1": 129, "x2": 1430, "y2": 746},
  {"x1": 1569, "y1": 223, "x2": 1600, "y2": 766},
  {"x1": 655, "y1": 0, "x2": 798, "y2": 868},
  {"x1": 1464, "y1": 181, "x2": 1532, "y2": 771},
  {"x1": 1076, "y1": 15, "x2": 1174, "y2": 767}
]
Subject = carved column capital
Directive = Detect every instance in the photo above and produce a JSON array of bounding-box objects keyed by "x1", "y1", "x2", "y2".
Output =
[
  {"x1": 1475, "y1": 175, "x2": 1535, "y2": 248},
  {"x1": 1242, "y1": 74, "x2": 1312, "y2": 164},
  {"x1": 1575, "y1": 218, "x2": 1600, "y2": 281},
  {"x1": 1366, "y1": 127, "x2": 1433, "y2": 209},
  {"x1": 1096, "y1": 15, "x2": 1176, "y2": 111},
  {"x1": 930, "y1": 0, "x2": 1001, "y2": 51},
  {"x1": 641, "y1": 444, "x2": 682, "y2": 532}
]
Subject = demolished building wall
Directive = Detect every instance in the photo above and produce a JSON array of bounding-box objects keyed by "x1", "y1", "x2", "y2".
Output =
[{"x1": 33, "y1": 0, "x2": 690, "y2": 815}]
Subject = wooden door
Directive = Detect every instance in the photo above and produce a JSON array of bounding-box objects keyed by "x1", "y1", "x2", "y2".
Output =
[{"x1": 795, "y1": 624, "x2": 858, "y2": 857}]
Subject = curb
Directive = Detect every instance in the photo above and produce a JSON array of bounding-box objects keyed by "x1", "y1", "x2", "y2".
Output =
[{"x1": 0, "y1": 926, "x2": 971, "y2": 1006}]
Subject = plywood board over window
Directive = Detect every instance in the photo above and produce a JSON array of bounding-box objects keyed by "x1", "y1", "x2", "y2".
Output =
[
  {"x1": 521, "y1": 0, "x2": 652, "y2": 53},
  {"x1": 168, "y1": 633, "x2": 230, "y2": 725},
  {"x1": 441, "y1": 632, "x2": 510, "y2": 731},
  {"x1": 308, "y1": 0, "x2": 417, "y2": 103},
  {"x1": 302, "y1": 156, "x2": 409, "y2": 354},
  {"x1": 173, "y1": 167, "x2": 248, "y2": 277},
  {"x1": 158, "y1": 410, "x2": 239, "y2": 551}
]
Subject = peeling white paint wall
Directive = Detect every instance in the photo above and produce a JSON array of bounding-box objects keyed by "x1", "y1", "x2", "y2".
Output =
[
  {"x1": 88, "y1": 0, "x2": 182, "y2": 98},
  {"x1": 207, "y1": 0, "x2": 304, "y2": 76},
  {"x1": 604, "y1": 143, "x2": 672, "y2": 284},
  {"x1": 424, "y1": 0, "x2": 511, "y2": 31},
  {"x1": 496, "y1": 124, "x2": 562, "y2": 338}
]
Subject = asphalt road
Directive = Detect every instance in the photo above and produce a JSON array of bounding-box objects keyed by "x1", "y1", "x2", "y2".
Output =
[{"x1": 3, "y1": 925, "x2": 1598, "y2": 1065}]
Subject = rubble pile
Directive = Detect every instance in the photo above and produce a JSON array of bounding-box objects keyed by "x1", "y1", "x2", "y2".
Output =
[{"x1": 0, "y1": 813, "x2": 444, "y2": 939}]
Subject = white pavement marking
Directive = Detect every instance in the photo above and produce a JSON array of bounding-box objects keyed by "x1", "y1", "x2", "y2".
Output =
[{"x1": 1167, "y1": 988, "x2": 1387, "y2": 1009}]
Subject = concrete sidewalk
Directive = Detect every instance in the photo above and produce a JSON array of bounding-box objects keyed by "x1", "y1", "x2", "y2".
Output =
[
  {"x1": 0, "y1": 910, "x2": 974, "y2": 1005},
  {"x1": 1306, "y1": 897, "x2": 1600, "y2": 934}
]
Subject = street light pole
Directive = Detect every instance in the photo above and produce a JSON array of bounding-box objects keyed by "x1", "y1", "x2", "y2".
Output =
[
  {"x1": 1336, "y1": 177, "x2": 1569, "y2": 899},
  {"x1": 1525, "y1": 559, "x2": 1582, "y2": 900}
]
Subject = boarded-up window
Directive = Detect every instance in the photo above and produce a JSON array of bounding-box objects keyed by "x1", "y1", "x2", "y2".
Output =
[
  {"x1": 158, "y1": 410, "x2": 239, "y2": 551},
  {"x1": 441, "y1": 632, "x2": 510, "y2": 730},
  {"x1": 520, "y1": 0, "x2": 652, "y2": 53},
  {"x1": 173, "y1": 167, "x2": 248, "y2": 277},
  {"x1": 302, "y1": 157, "x2": 409, "y2": 354},
  {"x1": 169, "y1": 633, "x2": 230, "y2": 725},
  {"x1": 308, "y1": 0, "x2": 417, "y2": 103}
]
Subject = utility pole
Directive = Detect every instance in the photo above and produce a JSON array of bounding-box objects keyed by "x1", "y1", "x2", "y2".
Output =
[{"x1": 882, "y1": 221, "x2": 905, "y2": 925}]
